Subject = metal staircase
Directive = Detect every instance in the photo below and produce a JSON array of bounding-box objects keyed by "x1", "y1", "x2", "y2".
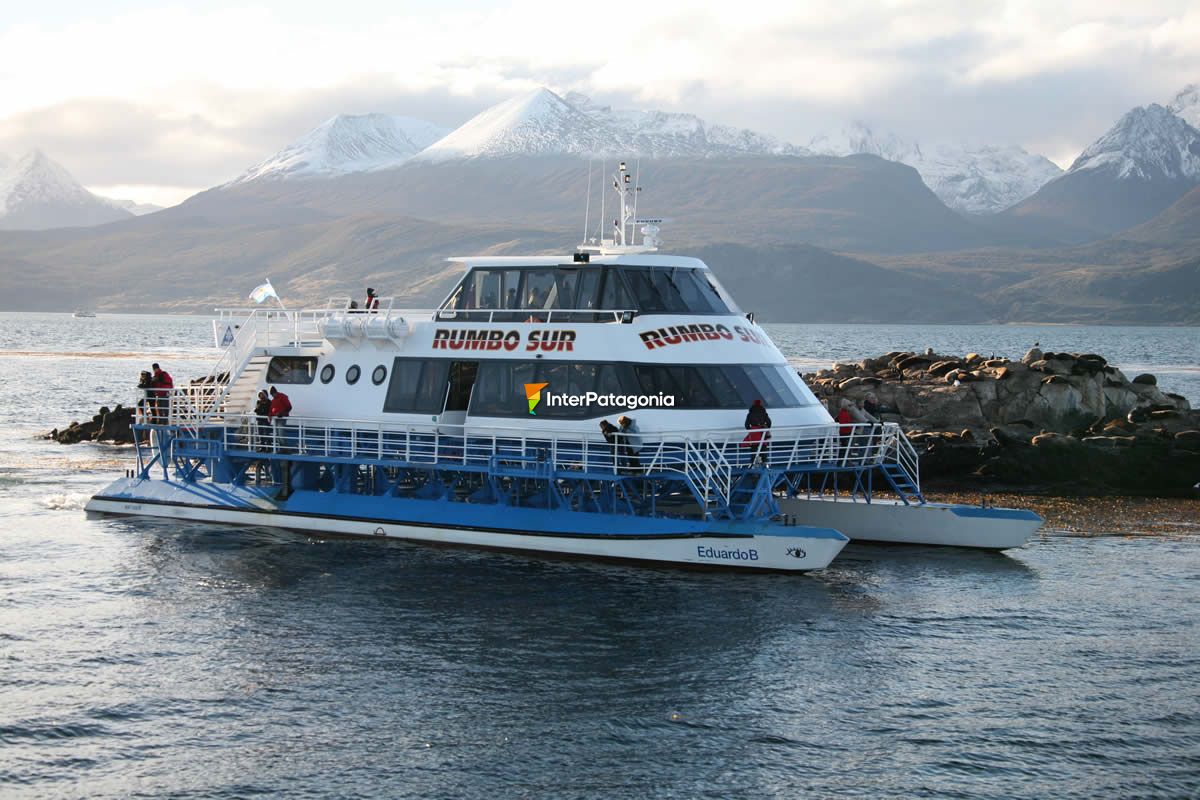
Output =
[
  {"x1": 684, "y1": 440, "x2": 732, "y2": 519},
  {"x1": 220, "y1": 355, "x2": 272, "y2": 417},
  {"x1": 879, "y1": 462, "x2": 924, "y2": 505}
]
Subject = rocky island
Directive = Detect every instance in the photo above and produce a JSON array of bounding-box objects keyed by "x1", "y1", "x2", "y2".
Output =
[{"x1": 806, "y1": 348, "x2": 1199, "y2": 496}]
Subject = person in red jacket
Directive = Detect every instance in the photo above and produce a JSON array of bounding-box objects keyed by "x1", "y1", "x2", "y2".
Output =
[
  {"x1": 835, "y1": 399, "x2": 855, "y2": 462},
  {"x1": 268, "y1": 386, "x2": 292, "y2": 451},
  {"x1": 150, "y1": 362, "x2": 173, "y2": 424}
]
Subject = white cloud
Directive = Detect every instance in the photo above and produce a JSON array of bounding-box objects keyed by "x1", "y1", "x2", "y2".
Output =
[{"x1": 1, "y1": 1, "x2": 1197, "y2": 203}]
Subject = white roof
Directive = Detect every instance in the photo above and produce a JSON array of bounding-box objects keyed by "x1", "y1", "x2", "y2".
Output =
[{"x1": 446, "y1": 253, "x2": 709, "y2": 269}]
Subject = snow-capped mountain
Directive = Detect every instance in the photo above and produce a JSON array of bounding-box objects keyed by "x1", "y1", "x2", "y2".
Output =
[
  {"x1": 1005, "y1": 103, "x2": 1200, "y2": 240},
  {"x1": 1066, "y1": 103, "x2": 1200, "y2": 181},
  {"x1": 0, "y1": 150, "x2": 132, "y2": 231},
  {"x1": 416, "y1": 88, "x2": 808, "y2": 162},
  {"x1": 232, "y1": 113, "x2": 449, "y2": 183},
  {"x1": 808, "y1": 122, "x2": 1062, "y2": 214},
  {"x1": 1166, "y1": 83, "x2": 1200, "y2": 130},
  {"x1": 565, "y1": 92, "x2": 808, "y2": 158}
]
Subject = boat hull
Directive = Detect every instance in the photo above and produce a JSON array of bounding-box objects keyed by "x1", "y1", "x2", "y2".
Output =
[
  {"x1": 779, "y1": 496, "x2": 1042, "y2": 550},
  {"x1": 86, "y1": 478, "x2": 847, "y2": 572}
]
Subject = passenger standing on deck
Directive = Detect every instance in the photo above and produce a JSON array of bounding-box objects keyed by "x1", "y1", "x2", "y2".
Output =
[
  {"x1": 835, "y1": 399, "x2": 855, "y2": 462},
  {"x1": 135, "y1": 371, "x2": 152, "y2": 424},
  {"x1": 254, "y1": 390, "x2": 272, "y2": 448},
  {"x1": 269, "y1": 386, "x2": 292, "y2": 452},
  {"x1": 863, "y1": 391, "x2": 881, "y2": 419},
  {"x1": 850, "y1": 397, "x2": 880, "y2": 462},
  {"x1": 150, "y1": 363, "x2": 173, "y2": 424},
  {"x1": 617, "y1": 415, "x2": 642, "y2": 473},
  {"x1": 743, "y1": 399, "x2": 772, "y2": 464},
  {"x1": 364, "y1": 288, "x2": 380, "y2": 312}
]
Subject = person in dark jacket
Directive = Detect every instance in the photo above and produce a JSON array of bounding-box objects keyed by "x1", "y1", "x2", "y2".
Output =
[
  {"x1": 863, "y1": 391, "x2": 880, "y2": 419},
  {"x1": 254, "y1": 390, "x2": 271, "y2": 448},
  {"x1": 617, "y1": 415, "x2": 641, "y2": 473},
  {"x1": 743, "y1": 399, "x2": 772, "y2": 464}
]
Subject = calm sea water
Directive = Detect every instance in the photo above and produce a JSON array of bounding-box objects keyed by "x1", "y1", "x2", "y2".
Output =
[{"x1": 1, "y1": 313, "x2": 1198, "y2": 798}]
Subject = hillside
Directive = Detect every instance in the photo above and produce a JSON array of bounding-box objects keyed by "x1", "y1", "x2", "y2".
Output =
[{"x1": 179, "y1": 154, "x2": 1015, "y2": 254}]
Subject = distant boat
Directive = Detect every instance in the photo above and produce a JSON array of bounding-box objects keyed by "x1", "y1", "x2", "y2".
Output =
[{"x1": 72, "y1": 310, "x2": 97, "y2": 318}]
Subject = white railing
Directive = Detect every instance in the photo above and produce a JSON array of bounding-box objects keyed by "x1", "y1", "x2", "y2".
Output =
[
  {"x1": 188, "y1": 414, "x2": 919, "y2": 496},
  {"x1": 433, "y1": 308, "x2": 636, "y2": 323}
]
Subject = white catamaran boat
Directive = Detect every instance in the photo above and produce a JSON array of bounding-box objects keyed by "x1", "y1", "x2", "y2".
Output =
[{"x1": 86, "y1": 164, "x2": 1041, "y2": 569}]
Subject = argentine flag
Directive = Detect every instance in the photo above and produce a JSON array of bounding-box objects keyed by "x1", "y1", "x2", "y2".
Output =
[{"x1": 248, "y1": 279, "x2": 278, "y2": 304}]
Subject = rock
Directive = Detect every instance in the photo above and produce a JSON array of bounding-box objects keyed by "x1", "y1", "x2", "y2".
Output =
[
  {"x1": 1041, "y1": 375, "x2": 1069, "y2": 386},
  {"x1": 1132, "y1": 373, "x2": 1157, "y2": 386},
  {"x1": 1021, "y1": 347, "x2": 1043, "y2": 365},
  {"x1": 1176, "y1": 430, "x2": 1200, "y2": 450}
]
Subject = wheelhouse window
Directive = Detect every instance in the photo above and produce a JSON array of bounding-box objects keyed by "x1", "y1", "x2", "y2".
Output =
[
  {"x1": 619, "y1": 266, "x2": 732, "y2": 314},
  {"x1": 439, "y1": 264, "x2": 734, "y2": 318},
  {"x1": 266, "y1": 356, "x2": 317, "y2": 384}
]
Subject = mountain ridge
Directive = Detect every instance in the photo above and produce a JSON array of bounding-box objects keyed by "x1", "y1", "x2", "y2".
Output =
[
  {"x1": 232, "y1": 113, "x2": 449, "y2": 183},
  {"x1": 0, "y1": 150, "x2": 132, "y2": 231}
]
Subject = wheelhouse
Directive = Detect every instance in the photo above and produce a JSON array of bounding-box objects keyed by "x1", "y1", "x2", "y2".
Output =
[{"x1": 439, "y1": 260, "x2": 741, "y2": 322}]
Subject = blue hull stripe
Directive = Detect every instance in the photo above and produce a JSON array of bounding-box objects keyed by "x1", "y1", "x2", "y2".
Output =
[
  {"x1": 92, "y1": 493, "x2": 846, "y2": 542},
  {"x1": 949, "y1": 506, "x2": 1042, "y2": 521}
]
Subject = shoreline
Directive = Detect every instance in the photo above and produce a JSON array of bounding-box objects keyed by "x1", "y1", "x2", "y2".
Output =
[{"x1": 923, "y1": 490, "x2": 1199, "y2": 537}]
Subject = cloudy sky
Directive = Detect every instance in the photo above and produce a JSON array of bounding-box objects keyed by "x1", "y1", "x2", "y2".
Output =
[{"x1": 1, "y1": 0, "x2": 1197, "y2": 206}]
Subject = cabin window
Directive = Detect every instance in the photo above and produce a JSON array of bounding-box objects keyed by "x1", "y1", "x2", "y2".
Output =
[
  {"x1": 266, "y1": 356, "x2": 317, "y2": 385},
  {"x1": 377, "y1": 358, "x2": 812, "y2": 419},
  {"x1": 597, "y1": 268, "x2": 634, "y2": 310},
  {"x1": 372, "y1": 365, "x2": 387, "y2": 385},
  {"x1": 452, "y1": 268, "x2": 521, "y2": 312},
  {"x1": 470, "y1": 360, "x2": 537, "y2": 416},
  {"x1": 383, "y1": 359, "x2": 450, "y2": 414},
  {"x1": 521, "y1": 270, "x2": 557, "y2": 310},
  {"x1": 576, "y1": 269, "x2": 602, "y2": 310},
  {"x1": 621, "y1": 363, "x2": 813, "y2": 411},
  {"x1": 618, "y1": 266, "x2": 730, "y2": 314},
  {"x1": 319, "y1": 364, "x2": 335, "y2": 384},
  {"x1": 346, "y1": 365, "x2": 361, "y2": 385}
]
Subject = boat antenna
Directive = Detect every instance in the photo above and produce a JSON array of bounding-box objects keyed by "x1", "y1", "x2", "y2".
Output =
[
  {"x1": 598, "y1": 159, "x2": 606, "y2": 245},
  {"x1": 632, "y1": 158, "x2": 641, "y2": 245},
  {"x1": 582, "y1": 156, "x2": 593, "y2": 245}
]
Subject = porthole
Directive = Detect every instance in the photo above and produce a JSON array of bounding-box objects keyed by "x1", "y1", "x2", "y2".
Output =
[
  {"x1": 320, "y1": 364, "x2": 335, "y2": 384},
  {"x1": 346, "y1": 365, "x2": 361, "y2": 385},
  {"x1": 372, "y1": 364, "x2": 387, "y2": 385}
]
